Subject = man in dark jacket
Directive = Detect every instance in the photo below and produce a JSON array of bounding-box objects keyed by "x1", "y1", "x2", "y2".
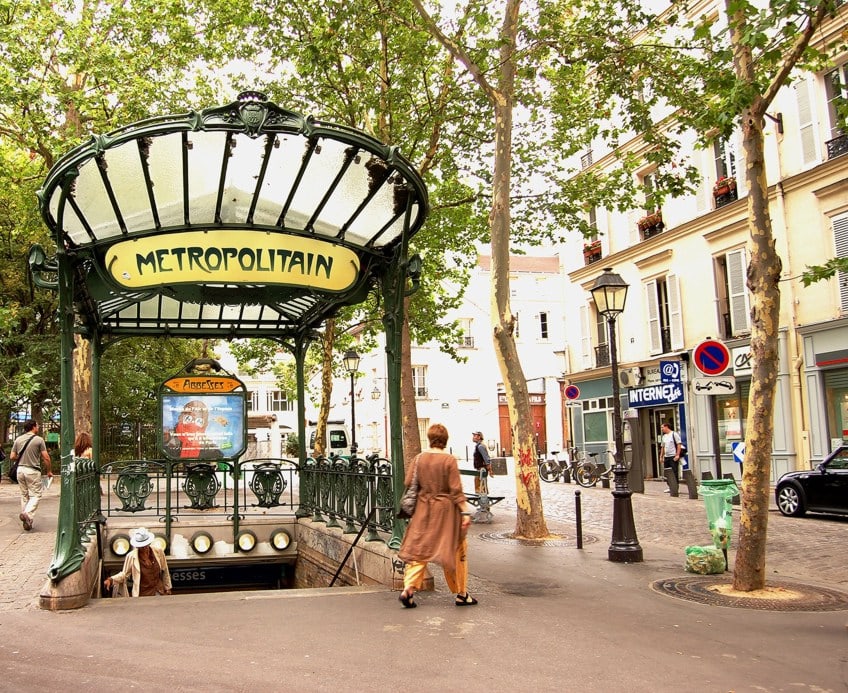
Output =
[{"x1": 471, "y1": 431, "x2": 492, "y2": 494}]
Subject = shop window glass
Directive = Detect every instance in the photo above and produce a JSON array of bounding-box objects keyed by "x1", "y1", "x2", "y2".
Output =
[
  {"x1": 716, "y1": 381, "x2": 750, "y2": 452},
  {"x1": 824, "y1": 370, "x2": 848, "y2": 447}
]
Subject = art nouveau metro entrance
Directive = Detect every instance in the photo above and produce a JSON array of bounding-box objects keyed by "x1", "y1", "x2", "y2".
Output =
[{"x1": 31, "y1": 92, "x2": 429, "y2": 608}]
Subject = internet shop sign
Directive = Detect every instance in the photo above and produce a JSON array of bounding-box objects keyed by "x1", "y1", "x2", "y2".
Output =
[{"x1": 628, "y1": 382, "x2": 685, "y2": 408}]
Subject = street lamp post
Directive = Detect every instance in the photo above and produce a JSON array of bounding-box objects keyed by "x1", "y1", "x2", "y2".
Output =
[
  {"x1": 343, "y1": 349, "x2": 361, "y2": 455},
  {"x1": 590, "y1": 268, "x2": 643, "y2": 563}
]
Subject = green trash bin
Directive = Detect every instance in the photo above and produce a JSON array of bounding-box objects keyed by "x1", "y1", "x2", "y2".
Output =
[{"x1": 698, "y1": 479, "x2": 739, "y2": 569}]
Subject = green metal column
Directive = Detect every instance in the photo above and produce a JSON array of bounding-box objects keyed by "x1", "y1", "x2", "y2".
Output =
[
  {"x1": 293, "y1": 334, "x2": 312, "y2": 518},
  {"x1": 381, "y1": 206, "x2": 422, "y2": 549},
  {"x1": 47, "y1": 248, "x2": 84, "y2": 581},
  {"x1": 92, "y1": 337, "x2": 101, "y2": 469}
]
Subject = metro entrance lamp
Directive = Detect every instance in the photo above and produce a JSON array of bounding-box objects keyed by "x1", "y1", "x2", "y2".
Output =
[
  {"x1": 590, "y1": 268, "x2": 643, "y2": 563},
  {"x1": 343, "y1": 349, "x2": 361, "y2": 455}
]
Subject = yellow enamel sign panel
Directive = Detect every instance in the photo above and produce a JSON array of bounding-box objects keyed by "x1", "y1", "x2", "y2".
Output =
[
  {"x1": 105, "y1": 230, "x2": 360, "y2": 292},
  {"x1": 163, "y1": 377, "x2": 243, "y2": 393}
]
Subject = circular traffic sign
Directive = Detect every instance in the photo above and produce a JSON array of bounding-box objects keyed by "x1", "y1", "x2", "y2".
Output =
[
  {"x1": 564, "y1": 384, "x2": 581, "y2": 400},
  {"x1": 693, "y1": 340, "x2": 731, "y2": 376}
]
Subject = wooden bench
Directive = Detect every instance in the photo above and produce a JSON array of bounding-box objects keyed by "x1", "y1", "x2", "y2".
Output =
[{"x1": 460, "y1": 469, "x2": 505, "y2": 523}]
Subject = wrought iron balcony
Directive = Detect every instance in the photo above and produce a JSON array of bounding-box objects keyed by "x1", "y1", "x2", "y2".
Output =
[
  {"x1": 826, "y1": 134, "x2": 848, "y2": 160},
  {"x1": 595, "y1": 343, "x2": 610, "y2": 367}
]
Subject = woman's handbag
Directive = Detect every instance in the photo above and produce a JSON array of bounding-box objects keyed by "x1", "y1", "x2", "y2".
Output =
[{"x1": 396, "y1": 458, "x2": 419, "y2": 519}]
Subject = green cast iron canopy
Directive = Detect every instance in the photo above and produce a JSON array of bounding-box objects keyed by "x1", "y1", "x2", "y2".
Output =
[{"x1": 36, "y1": 91, "x2": 429, "y2": 339}]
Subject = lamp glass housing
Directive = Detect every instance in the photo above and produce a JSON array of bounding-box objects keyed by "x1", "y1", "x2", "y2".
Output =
[
  {"x1": 343, "y1": 349, "x2": 361, "y2": 374},
  {"x1": 237, "y1": 530, "x2": 257, "y2": 551},
  {"x1": 111, "y1": 535, "x2": 131, "y2": 557},
  {"x1": 270, "y1": 529, "x2": 291, "y2": 551},
  {"x1": 191, "y1": 531, "x2": 213, "y2": 554},
  {"x1": 590, "y1": 268, "x2": 629, "y2": 319}
]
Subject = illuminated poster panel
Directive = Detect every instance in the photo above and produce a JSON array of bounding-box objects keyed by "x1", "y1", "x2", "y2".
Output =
[{"x1": 160, "y1": 376, "x2": 246, "y2": 460}]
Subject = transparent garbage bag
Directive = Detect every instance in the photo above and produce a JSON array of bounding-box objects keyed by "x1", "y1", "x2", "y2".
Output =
[
  {"x1": 698, "y1": 479, "x2": 739, "y2": 550},
  {"x1": 684, "y1": 545, "x2": 726, "y2": 574}
]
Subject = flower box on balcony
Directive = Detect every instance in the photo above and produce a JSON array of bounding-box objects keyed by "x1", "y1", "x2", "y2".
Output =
[
  {"x1": 583, "y1": 240, "x2": 602, "y2": 265},
  {"x1": 713, "y1": 176, "x2": 738, "y2": 208},
  {"x1": 713, "y1": 176, "x2": 737, "y2": 197},
  {"x1": 637, "y1": 211, "x2": 664, "y2": 239}
]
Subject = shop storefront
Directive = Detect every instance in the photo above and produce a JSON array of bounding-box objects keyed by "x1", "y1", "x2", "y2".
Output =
[{"x1": 801, "y1": 318, "x2": 848, "y2": 460}]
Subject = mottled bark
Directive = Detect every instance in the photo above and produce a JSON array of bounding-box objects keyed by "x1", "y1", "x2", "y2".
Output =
[
  {"x1": 490, "y1": 1, "x2": 548, "y2": 540},
  {"x1": 315, "y1": 317, "x2": 336, "y2": 457},
  {"x1": 733, "y1": 104, "x2": 781, "y2": 591},
  {"x1": 401, "y1": 296, "x2": 421, "y2": 467},
  {"x1": 73, "y1": 335, "x2": 92, "y2": 440}
]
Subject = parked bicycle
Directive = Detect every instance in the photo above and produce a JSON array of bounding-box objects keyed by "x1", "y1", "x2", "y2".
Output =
[
  {"x1": 575, "y1": 450, "x2": 615, "y2": 488},
  {"x1": 538, "y1": 449, "x2": 580, "y2": 483}
]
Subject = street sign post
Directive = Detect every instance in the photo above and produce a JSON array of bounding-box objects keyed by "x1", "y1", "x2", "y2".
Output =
[
  {"x1": 693, "y1": 339, "x2": 731, "y2": 376},
  {"x1": 564, "y1": 384, "x2": 581, "y2": 400}
]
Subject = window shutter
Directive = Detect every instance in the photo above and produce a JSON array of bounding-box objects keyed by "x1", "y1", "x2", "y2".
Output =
[
  {"x1": 644, "y1": 280, "x2": 662, "y2": 355},
  {"x1": 727, "y1": 248, "x2": 751, "y2": 334},
  {"x1": 795, "y1": 76, "x2": 819, "y2": 167},
  {"x1": 667, "y1": 274, "x2": 684, "y2": 350},
  {"x1": 579, "y1": 305, "x2": 592, "y2": 369},
  {"x1": 833, "y1": 213, "x2": 848, "y2": 311}
]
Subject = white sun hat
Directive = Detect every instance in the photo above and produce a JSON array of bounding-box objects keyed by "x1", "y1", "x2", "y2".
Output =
[{"x1": 129, "y1": 527, "x2": 155, "y2": 548}]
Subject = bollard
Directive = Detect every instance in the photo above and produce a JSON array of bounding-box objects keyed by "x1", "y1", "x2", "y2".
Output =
[
  {"x1": 575, "y1": 490, "x2": 583, "y2": 549},
  {"x1": 664, "y1": 468, "x2": 680, "y2": 497},
  {"x1": 683, "y1": 469, "x2": 698, "y2": 499}
]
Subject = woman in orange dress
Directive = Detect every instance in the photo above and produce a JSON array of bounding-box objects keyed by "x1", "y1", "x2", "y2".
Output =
[{"x1": 397, "y1": 423, "x2": 477, "y2": 608}]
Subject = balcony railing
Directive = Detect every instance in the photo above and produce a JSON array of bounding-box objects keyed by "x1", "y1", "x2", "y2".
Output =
[
  {"x1": 595, "y1": 343, "x2": 610, "y2": 367},
  {"x1": 826, "y1": 133, "x2": 848, "y2": 160}
]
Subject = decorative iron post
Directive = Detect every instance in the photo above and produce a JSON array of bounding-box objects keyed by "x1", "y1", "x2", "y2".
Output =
[{"x1": 591, "y1": 268, "x2": 643, "y2": 563}]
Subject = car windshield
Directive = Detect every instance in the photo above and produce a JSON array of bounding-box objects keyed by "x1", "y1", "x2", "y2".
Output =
[{"x1": 827, "y1": 448, "x2": 848, "y2": 470}]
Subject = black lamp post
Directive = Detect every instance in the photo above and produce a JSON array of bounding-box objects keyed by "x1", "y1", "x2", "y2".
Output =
[
  {"x1": 343, "y1": 349, "x2": 361, "y2": 454},
  {"x1": 590, "y1": 268, "x2": 643, "y2": 563}
]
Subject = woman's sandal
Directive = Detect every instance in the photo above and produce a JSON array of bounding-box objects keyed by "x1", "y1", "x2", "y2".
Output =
[
  {"x1": 399, "y1": 591, "x2": 417, "y2": 608},
  {"x1": 455, "y1": 592, "x2": 478, "y2": 606}
]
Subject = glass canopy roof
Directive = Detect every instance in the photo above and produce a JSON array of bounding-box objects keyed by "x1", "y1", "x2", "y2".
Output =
[{"x1": 36, "y1": 91, "x2": 429, "y2": 339}]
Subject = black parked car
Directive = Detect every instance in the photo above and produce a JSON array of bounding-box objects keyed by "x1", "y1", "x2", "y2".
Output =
[{"x1": 775, "y1": 446, "x2": 848, "y2": 517}]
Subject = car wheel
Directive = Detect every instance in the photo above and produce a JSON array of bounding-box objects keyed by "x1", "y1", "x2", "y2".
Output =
[{"x1": 776, "y1": 484, "x2": 806, "y2": 517}]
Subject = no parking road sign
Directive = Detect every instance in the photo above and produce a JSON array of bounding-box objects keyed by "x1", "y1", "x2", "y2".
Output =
[{"x1": 693, "y1": 339, "x2": 731, "y2": 376}]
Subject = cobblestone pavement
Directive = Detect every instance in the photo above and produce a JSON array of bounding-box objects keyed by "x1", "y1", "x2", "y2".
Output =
[{"x1": 493, "y1": 476, "x2": 848, "y2": 588}]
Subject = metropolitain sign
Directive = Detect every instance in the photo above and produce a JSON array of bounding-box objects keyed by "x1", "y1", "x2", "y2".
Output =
[{"x1": 105, "y1": 230, "x2": 360, "y2": 292}]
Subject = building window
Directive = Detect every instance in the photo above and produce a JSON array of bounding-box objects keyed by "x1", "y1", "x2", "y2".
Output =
[
  {"x1": 582, "y1": 397, "x2": 614, "y2": 444},
  {"x1": 412, "y1": 366, "x2": 428, "y2": 398},
  {"x1": 580, "y1": 149, "x2": 593, "y2": 169},
  {"x1": 825, "y1": 65, "x2": 848, "y2": 150},
  {"x1": 644, "y1": 275, "x2": 683, "y2": 355},
  {"x1": 832, "y1": 213, "x2": 848, "y2": 313},
  {"x1": 417, "y1": 418, "x2": 430, "y2": 451},
  {"x1": 539, "y1": 312, "x2": 549, "y2": 340},
  {"x1": 594, "y1": 309, "x2": 609, "y2": 367},
  {"x1": 714, "y1": 249, "x2": 751, "y2": 338},
  {"x1": 458, "y1": 318, "x2": 475, "y2": 348},
  {"x1": 713, "y1": 139, "x2": 737, "y2": 181},
  {"x1": 641, "y1": 170, "x2": 659, "y2": 214},
  {"x1": 248, "y1": 392, "x2": 257, "y2": 412},
  {"x1": 267, "y1": 390, "x2": 293, "y2": 412}
]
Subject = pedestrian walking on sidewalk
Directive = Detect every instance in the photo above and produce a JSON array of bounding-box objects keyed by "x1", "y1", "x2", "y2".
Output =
[
  {"x1": 471, "y1": 431, "x2": 493, "y2": 495},
  {"x1": 660, "y1": 421, "x2": 683, "y2": 497},
  {"x1": 398, "y1": 423, "x2": 477, "y2": 609},
  {"x1": 10, "y1": 420, "x2": 53, "y2": 531}
]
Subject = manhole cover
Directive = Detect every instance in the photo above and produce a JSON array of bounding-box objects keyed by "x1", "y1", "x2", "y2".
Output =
[
  {"x1": 477, "y1": 531, "x2": 598, "y2": 547},
  {"x1": 651, "y1": 576, "x2": 848, "y2": 612}
]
